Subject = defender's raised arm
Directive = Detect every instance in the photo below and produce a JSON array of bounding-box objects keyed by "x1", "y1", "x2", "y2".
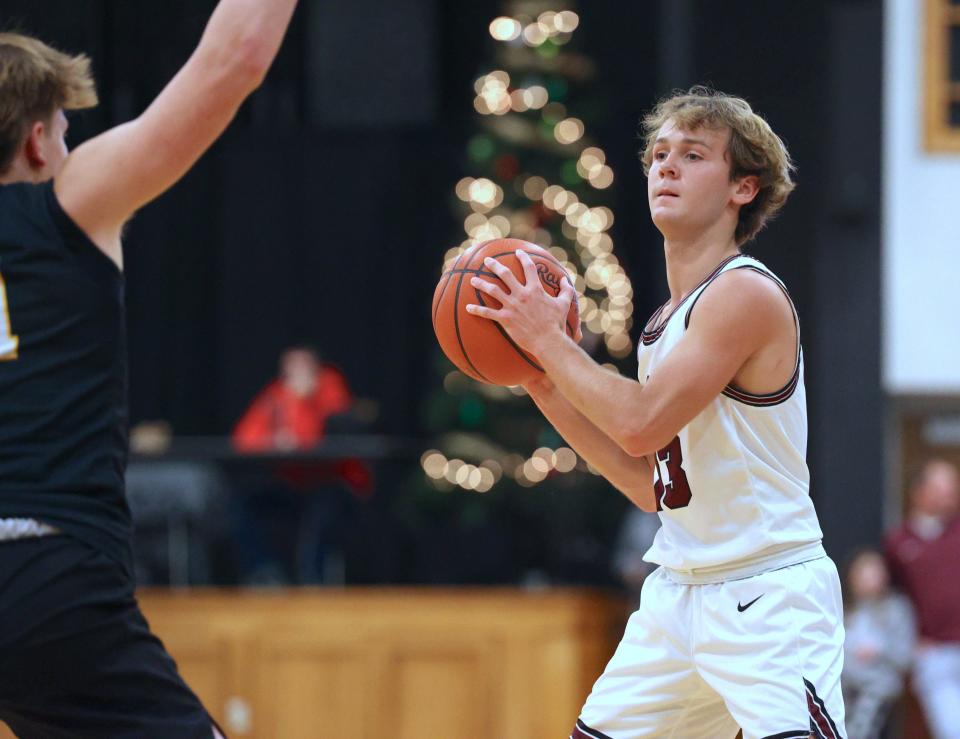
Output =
[{"x1": 55, "y1": 0, "x2": 299, "y2": 264}]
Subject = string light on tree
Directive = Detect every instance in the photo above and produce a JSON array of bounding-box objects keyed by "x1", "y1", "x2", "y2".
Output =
[
  {"x1": 554, "y1": 117, "x2": 585, "y2": 145},
  {"x1": 489, "y1": 16, "x2": 522, "y2": 41},
  {"x1": 419, "y1": 447, "x2": 576, "y2": 493}
]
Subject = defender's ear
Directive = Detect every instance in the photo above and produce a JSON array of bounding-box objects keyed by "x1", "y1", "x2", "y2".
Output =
[{"x1": 24, "y1": 121, "x2": 49, "y2": 169}]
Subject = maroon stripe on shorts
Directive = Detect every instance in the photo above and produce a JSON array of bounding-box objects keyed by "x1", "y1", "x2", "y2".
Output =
[
  {"x1": 804, "y1": 678, "x2": 841, "y2": 739},
  {"x1": 572, "y1": 719, "x2": 615, "y2": 739}
]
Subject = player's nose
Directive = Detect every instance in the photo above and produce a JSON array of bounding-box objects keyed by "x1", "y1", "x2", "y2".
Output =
[{"x1": 658, "y1": 153, "x2": 679, "y2": 177}]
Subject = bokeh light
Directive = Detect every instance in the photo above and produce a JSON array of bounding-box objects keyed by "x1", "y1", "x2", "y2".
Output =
[
  {"x1": 555, "y1": 10, "x2": 580, "y2": 32},
  {"x1": 522, "y1": 23, "x2": 547, "y2": 47},
  {"x1": 489, "y1": 16, "x2": 522, "y2": 41},
  {"x1": 554, "y1": 117, "x2": 585, "y2": 145}
]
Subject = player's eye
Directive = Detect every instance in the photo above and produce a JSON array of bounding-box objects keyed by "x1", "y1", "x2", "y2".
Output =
[{"x1": 654, "y1": 151, "x2": 668, "y2": 161}]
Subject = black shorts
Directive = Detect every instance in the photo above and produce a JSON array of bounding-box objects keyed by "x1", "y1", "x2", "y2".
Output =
[{"x1": 0, "y1": 535, "x2": 219, "y2": 738}]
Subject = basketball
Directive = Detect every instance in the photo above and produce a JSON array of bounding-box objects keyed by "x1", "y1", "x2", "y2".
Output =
[{"x1": 432, "y1": 238, "x2": 580, "y2": 386}]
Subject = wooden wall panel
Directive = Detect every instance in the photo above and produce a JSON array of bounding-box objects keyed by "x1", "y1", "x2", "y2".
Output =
[
  {"x1": 389, "y1": 647, "x2": 491, "y2": 739},
  {"x1": 165, "y1": 633, "x2": 238, "y2": 727},
  {"x1": 254, "y1": 638, "x2": 368, "y2": 738},
  {"x1": 137, "y1": 588, "x2": 626, "y2": 739}
]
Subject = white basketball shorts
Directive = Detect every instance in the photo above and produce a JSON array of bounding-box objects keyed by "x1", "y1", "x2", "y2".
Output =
[{"x1": 573, "y1": 556, "x2": 846, "y2": 739}]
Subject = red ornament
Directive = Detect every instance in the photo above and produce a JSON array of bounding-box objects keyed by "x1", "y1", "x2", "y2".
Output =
[
  {"x1": 494, "y1": 154, "x2": 520, "y2": 181},
  {"x1": 532, "y1": 201, "x2": 556, "y2": 226}
]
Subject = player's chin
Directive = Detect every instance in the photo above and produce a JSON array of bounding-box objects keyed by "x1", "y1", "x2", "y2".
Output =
[{"x1": 649, "y1": 207, "x2": 684, "y2": 230}]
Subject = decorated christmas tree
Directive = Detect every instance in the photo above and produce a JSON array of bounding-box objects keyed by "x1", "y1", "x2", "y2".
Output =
[{"x1": 403, "y1": 1, "x2": 637, "y2": 585}]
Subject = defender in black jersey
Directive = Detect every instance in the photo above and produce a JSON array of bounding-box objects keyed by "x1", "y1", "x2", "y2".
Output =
[{"x1": 0, "y1": 3, "x2": 298, "y2": 736}]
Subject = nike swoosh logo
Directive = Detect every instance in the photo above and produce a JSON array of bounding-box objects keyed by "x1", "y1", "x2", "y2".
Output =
[{"x1": 737, "y1": 595, "x2": 763, "y2": 612}]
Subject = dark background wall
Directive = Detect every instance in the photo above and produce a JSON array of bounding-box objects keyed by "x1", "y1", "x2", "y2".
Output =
[{"x1": 2, "y1": 0, "x2": 883, "y2": 564}]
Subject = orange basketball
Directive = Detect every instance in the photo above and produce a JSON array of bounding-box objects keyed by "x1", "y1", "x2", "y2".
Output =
[{"x1": 432, "y1": 238, "x2": 580, "y2": 386}]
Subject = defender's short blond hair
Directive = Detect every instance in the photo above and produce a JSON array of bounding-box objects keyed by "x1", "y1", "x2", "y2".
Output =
[
  {"x1": 641, "y1": 86, "x2": 795, "y2": 245},
  {"x1": 0, "y1": 32, "x2": 98, "y2": 173}
]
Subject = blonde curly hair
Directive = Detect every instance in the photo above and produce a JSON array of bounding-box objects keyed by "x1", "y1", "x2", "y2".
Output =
[
  {"x1": 0, "y1": 32, "x2": 98, "y2": 174},
  {"x1": 640, "y1": 86, "x2": 795, "y2": 245}
]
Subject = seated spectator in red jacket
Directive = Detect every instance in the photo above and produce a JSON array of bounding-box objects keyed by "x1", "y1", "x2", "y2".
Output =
[
  {"x1": 233, "y1": 347, "x2": 352, "y2": 452},
  {"x1": 885, "y1": 459, "x2": 960, "y2": 739},
  {"x1": 231, "y1": 347, "x2": 360, "y2": 585}
]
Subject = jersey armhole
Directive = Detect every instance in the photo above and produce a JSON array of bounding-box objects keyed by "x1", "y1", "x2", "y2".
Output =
[
  {"x1": 43, "y1": 181, "x2": 122, "y2": 279},
  {"x1": 685, "y1": 264, "x2": 802, "y2": 407}
]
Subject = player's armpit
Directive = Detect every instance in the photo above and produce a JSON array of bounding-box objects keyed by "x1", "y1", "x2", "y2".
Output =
[
  {"x1": 54, "y1": 0, "x2": 299, "y2": 260},
  {"x1": 622, "y1": 270, "x2": 791, "y2": 457}
]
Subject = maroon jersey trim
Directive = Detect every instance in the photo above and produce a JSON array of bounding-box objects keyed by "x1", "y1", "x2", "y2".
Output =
[
  {"x1": 682, "y1": 263, "x2": 803, "y2": 408},
  {"x1": 641, "y1": 254, "x2": 742, "y2": 346}
]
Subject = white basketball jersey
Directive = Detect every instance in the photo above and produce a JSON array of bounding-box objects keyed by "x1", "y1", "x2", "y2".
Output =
[{"x1": 638, "y1": 254, "x2": 824, "y2": 581}]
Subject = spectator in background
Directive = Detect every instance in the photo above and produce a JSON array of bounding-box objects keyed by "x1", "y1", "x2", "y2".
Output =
[
  {"x1": 885, "y1": 459, "x2": 960, "y2": 739},
  {"x1": 842, "y1": 549, "x2": 916, "y2": 738},
  {"x1": 233, "y1": 346, "x2": 352, "y2": 452},
  {"x1": 232, "y1": 347, "x2": 367, "y2": 584}
]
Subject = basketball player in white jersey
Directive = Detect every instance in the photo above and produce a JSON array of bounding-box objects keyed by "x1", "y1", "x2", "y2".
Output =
[{"x1": 466, "y1": 87, "x2": 845, "y2": 738}]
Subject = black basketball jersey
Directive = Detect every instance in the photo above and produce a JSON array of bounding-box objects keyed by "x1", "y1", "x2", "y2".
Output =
[{"x1": 0, "y1": 181, "x2": 132, "y2": 573}]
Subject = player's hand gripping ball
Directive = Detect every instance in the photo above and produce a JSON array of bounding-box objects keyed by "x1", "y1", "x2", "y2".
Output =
[{"x1": 431, "y1": 238, "x2": 581, "y2": 386}]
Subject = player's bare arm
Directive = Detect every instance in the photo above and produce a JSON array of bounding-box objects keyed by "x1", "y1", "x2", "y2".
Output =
[
  {"x1": 54, "y1": 0, "x2": 299, "y2": 267},
  {"x1": 524, "y1": 375, "x2": 657, "y2": 510},
  {"x1": 468, "y1": 253, "x2": 796, "y2": 457}
]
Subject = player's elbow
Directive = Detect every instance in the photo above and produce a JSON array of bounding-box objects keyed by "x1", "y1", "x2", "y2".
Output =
[
  {"x1": 620, "y1": 424, "x2": 673, "y2": 458},
  {"x1": 614, "y1": 397, "x2": 675, "y2": 457},
  {"x1": 201, "y1": 33, "x2": 273, "y2": 95},
  {"x1": 230, "y1": 35, "x2": 275, "y2": 89},
  {"x1": 621, "y1": 434, "x2": 655, "y2": 458}
]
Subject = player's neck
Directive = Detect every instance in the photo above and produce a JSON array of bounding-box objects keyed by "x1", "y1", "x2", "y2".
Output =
[
  {"x1": 0, "y1": 157, "x2": 48, "y2": 186},
  {"x1": 662, "y1": 233, "x2": 739, "y2": 304}
]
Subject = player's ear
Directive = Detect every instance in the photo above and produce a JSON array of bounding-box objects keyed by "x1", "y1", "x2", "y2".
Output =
[
  {"x1": 732, "y1": 174, "x2": 760, "y2": 206},
  {"x1": 24, "y1": 121, "x2": 48, "y2": 169}
]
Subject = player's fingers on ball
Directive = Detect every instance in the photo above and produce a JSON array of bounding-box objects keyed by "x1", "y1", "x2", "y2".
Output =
[
  {"x1": 559, "y1": 278, "x2": 581, "y2": 341},
  {"x1": 483, "y1": 257, "x2": 519, "y2": 288},
  {"x1": 515, "y1": 249, "x2": 538, "y2": 287},
  {"x1": 465, "y1": 303, "x2": 498, "y2": 319},
  {"x1": 558, "y1": 278, "x2": 577, "y2": 311},
  {"x1": 469, "y1": 276, "x2": 509, "y2": 302}
]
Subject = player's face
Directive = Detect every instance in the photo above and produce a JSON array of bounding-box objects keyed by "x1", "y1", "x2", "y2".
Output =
[
  {"x1": 50, "y1": 110, "x2": 70, "y2": 174},
  {"x1": 647, "y1": 121, "x2": 740, "y2": 241},
  {"x1": 40, "y1": 109, "x2": 70, "y2": 178}
]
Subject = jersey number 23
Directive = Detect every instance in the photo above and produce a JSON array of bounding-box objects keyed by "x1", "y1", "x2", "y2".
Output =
[{"x1": 653, "y1": 436, "x2": 692, "y2": 510}]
